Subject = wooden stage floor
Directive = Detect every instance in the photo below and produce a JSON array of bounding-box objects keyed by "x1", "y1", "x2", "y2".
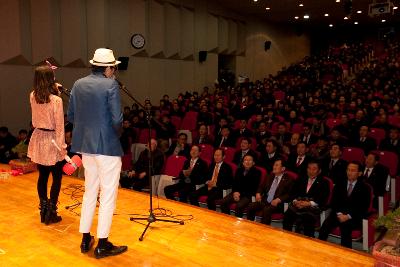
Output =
[{"x1": 0, "y1": 166, "x2": 375, "y2": 266}]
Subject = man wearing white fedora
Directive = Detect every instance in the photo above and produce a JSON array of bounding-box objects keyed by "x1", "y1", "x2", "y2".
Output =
[{"x1": 67, "y1": 48, "x2": 127, "y2": 259}]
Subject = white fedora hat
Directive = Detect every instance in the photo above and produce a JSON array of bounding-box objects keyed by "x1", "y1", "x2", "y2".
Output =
[{"x1": 89, "y1": 48, "x2": 121, "y2": 66}]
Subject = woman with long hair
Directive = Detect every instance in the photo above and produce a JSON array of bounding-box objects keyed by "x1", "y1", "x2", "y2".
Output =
[{"x1": 27, "y1": 65, "x2": 66, "y2": 225}]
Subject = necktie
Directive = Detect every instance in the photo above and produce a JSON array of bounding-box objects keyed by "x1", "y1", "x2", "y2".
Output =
[
  {"x1": 296, "y1": 157, "x2": 302, "y2": 167},
  {"x1": 210, "y1": 164, "x2": 220, "y2": 185},
  {"x1": 360, "y1": 137, "x2": 365, "y2": 142},
  {"x1": 199, "y1": 137, "x2": 203, "y2": 144},
  {"x1": 190, "y1": 160, "x2": 195, "y2": 169},
  {"x1": 220, "y1": 137, "x2": 225, "y2": 147},
  {"x1": 267, "y1": 176, "x2": 279, "y2": 203},
  {"x1": 329, "y1": 159, "x2": 334, "y2": 170},
  {"x1": 347, "y1": 183, "x2": 353, "y2": 196},
  {"x1": 306, "y1": 177, "x2": 315, "y2": 193},
  {"x1": 364, "y1": 168, "x2": 370, "y2": 178}
]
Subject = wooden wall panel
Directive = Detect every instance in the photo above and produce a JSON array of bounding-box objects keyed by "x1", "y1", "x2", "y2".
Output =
[
  {"x1": 206, "y1": 14, "x2": 218, "y2": 52},
  {"x1": 148, "y1": 0, "x2": 165, "y2": 57},
  {"x1": 218, "y1": 17, "x2": 228, "y2": 54},
  {"x1": 180, "y1": 7, "x2": 194, "y2": 59},
  {"x1": 164, "y1": 3, "x2": 180, "y2": 58}
]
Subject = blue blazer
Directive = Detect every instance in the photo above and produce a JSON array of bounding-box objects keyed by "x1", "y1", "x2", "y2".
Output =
[{"x1": 67, "y1": 72, "x2": 123, "y2": 156}]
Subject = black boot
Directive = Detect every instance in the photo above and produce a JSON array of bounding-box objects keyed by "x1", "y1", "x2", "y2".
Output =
[
  {"x1": 45, "y1": 200, "x2": 62, "y2": 225},
  {"x1": 39, "y1": 198, "x2": 48, "y2": 223}
]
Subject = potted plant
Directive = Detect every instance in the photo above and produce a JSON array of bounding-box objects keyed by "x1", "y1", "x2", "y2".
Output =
[{"x1": 373, "y1": 207, "x2": 400, "y2": 266}]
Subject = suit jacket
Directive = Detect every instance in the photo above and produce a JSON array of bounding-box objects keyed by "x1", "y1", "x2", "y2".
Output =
[
  {"x1": 232, "y1": 166, "x2": 261, "y2": 198},
  {"x1": 291, "y1": 175, "x2": 330, "y2": 209},
  {"x1": 286, "y1": 154, "x2": 311, "y2": 177},
  {"x1": 135, "y1": 148, "x2": 164, "y2": 175},
  {"x1": 379, "y1": 138, "x2": 400, "y2": 155},
  {"x1": 362, "y1": 163, "x2": 388, "y2": 197},
  {"x1": 353, "y1": 136, "x2": 377, "y2": 155},
  {"x1": 254, "y1": 131, "x2": 271, "y2": 143},
  {"x1": 214, "y1": 135, "x2": 236, "y2": 148},
  {"x1": 257, "y1": 173, "x2": 294, "y2": 204},
  {"x1": 177, "y1": 158, "x2": 208, "y2": 185},
  {"x1": 300, "y1": 134, "x2": 318, "y2": 146},
  {"x1": 232, "y1": 149, "x2": 259, "y2": 166},
  {"x1": 68, "y1": 72, "x2": 123, "y2": 156},
  {"x1": 206, "y1": 162, "x2": 233, "y2": 190},
  {"x1": 166, "y1": 142, "x2": 190, "y2": 158},
  {"x1": 330, "y1": 179, "x2": 370, "y2": 222},
  {"x1": 321, "y1": 158, "x2": 348, "y2": 184},
  {"x1": 260, "y1": 152, "x2": 281, "y2": 173},
  {"x1": 192, "y1": 135, "x2": 214, "y2": 146},
  {"x1": 233, "y1": 128, "x2": 253, "y2": 139}
]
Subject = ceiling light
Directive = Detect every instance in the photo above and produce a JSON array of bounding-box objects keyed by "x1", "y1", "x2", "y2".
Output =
[
  {"x1": 294, "y1": 16, "x2": 299, "y2": 19},
  {"x1": 336, "y1": 0, "x2": 340, "y2": 2},
  {"x1": 324, "y1": 13, "x2": 329, "y2": 17},
  {"x1": 329, "y1": 24, "x2": 333, "y2": 27},
  {"x1": 299, "y1": 3, "x2": 304, "y2": 7},
  {"x1": 253, "y1": 0, "x2": 258, "y2": 2},
  {"x1": 357, "y1": 10, "x2": 362, "y2": 14},
  {"x1": 303, "y1": 14, "x2": 310, "y2": 19},
  {"x1": 265, "y1": 7, "x2": 270, "y2": 10},
  {"x1": 394, "y1": 6, "x2": 398, "y2": 10},
  {"x1": 382, "y1": 19, "x2": 386, "y2": 22},
  {"x1": 344, "y1": 16, "x2": 348, "y2": 20},
  {"x1": 354, "y1": 21, "x2": 358, "y2": 24}
]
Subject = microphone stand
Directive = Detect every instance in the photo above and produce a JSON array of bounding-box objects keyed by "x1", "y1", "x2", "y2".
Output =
[{"x1": 118, "y1": 81, "x2": 184, "y2": 241}]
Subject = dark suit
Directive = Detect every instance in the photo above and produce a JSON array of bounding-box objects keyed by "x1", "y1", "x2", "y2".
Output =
[
  {"x1": 300, "y1": 134, "x2": 318, "y2": 146},
  {"x1": 189, "y1": 162, "x2": 233, "y2": 210},
  {"x1": 362, "y1": 164, "x2": 388, "y2": 208},
  {"x1": 321, "y1": 158, "x2": 348, "y2": 185},
  {"x1": 232, "y1": 149, "x2": 259, "y2": 166},
  {"x1": 319, "y1": 179, "x2": 370, "y2": 248},
  {"x1": 286, "y1": 154, "x2": 311, "y2": 177},
  {"x1": 164, "y1": 158, "x2": 208, "y2": 203},
  {"x1": 214, "y1": 135, "x2": 236, "y2": 148},
  {"x1": 379, "y1": 138, "x2": 400, "y2": 155},
  {"x1": 165, "y1": 142, "x2": 190, "y2": 159},
  {"x1": 255, "y1": 131, "x2": 271, "y2": 144},
  {"x1": 233, "y1": 128, "x2": 253, "y2": 140},
  {"x1": 259, "y1": 152, "x2": 281, "y2": 173},
  {"x1": 247, "y1": 173, "x2": 294, "y2": 224},
  {"x1": 283, "y1": 175, "x2": 330, "y2": 237},
  {"x1": 353, "y1": 136, "x2": 377, "y2": 155},
  {"x1": 275, "y1": 132, "x2": 291, "y2": 146},
  {"x1": 192, "y1": 135, "x2": 214, "y2": 146},
  {"x1": 220, "y1": 166, "x2": 261, "y2": 217}
]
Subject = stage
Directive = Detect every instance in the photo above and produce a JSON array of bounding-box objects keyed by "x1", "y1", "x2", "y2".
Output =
[{"x1": 0, "y1": 165, "x2": 375, "y2": 266}]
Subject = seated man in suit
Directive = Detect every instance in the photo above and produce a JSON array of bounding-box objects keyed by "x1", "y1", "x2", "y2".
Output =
[
  {"x1": 321, "y1": 144, "x2": 348, "y2": 185},
  {"x1": 353, "y1": 125, "x2": 377, "y2": 155},
  {"x1": 247, "y1": 159, "x2": 294, "y2": 225},
  {"x1": 214, "y1": 126, "x2": 236, "y2": 148},
  {"x1": 286, "y1": 142, "x2": 311, "y2": 177},
  {"x1": 192, "y1": 124, "x2": 214, "y2": 145},
  {"x1": 362, "y1": 152, "x2": 389, "y2": 208},
  {"x1": 379, "y1": 126, "x2": 400, "y2": 156},
  {"x1": 233, "y1": 119, "x2": 253, "y2": 140},
  {"x1": 165, "y1": 132, "x2": 190, "y2": 159},
  {"x1": 300, "y1": 123, "x2": 318, "y2": 146},
  {"x1": 232, "y1": 137, "x2": 258, "y2": 166},
  {"x1": 164, "y1": 145, "x2": 208, "y2": 203},
  {"x1": 189, "y1": 148, "x2": 233, "y2": 210},
  {"x1": 274, "y1": 122, "x2": 291, "y2": 147},
  {"x1": 283, "y1": 161, "x2": 330, "y2": 237},
  {"x1": 260, "y1": 139, "x2": 281, "y2": 173},
  {"x1": 319, "y1": 161, "x2": 371, "y2": 248},
  {"x1": 220, "y1": 154, "x2": 261, "y2": 218}
]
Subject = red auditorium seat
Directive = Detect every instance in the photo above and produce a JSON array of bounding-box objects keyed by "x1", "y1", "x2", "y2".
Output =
[
  {"x1": 342, "y1": 147, "x2": 365, "y2": 163},
  {"x1": 329, "y1": 182, "x2": 376, "y2": 251},
  {"x1": 163, "y1": 155, "x2": 186, "y2": 177},
  {"x1": 170, "y1": 116, "x2": 182, "y2": 130},
  {"x1": 326, "y1": 118, "x2": 340, "y2": 130},
  {"x1": 273, "y1": 90, "x2": 285, "y2": 101},
  {"x1": 291, "y1": 123, "x2": 303, "y2": 134},
  {"x1": 138, "y1": 129, "x2": 157, "y2": 144},
  {"x1": 199, "y1": 144, "x2": 214, "y2": 162},
  {"x1": 368, "y1": 128, "x2": 386, "y2": 146},
  {"x1": 181, "y1": 111, "x2": 198, "y2": 131},
  {"x1": 222, "y1": 147, "x2": 236, "y2": 163}
]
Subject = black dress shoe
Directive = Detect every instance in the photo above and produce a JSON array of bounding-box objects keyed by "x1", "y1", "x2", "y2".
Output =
[
  {"x1": 80, "y1": 236, "x2": 95, "y2": 253},
  {"x1": 94, "y1": 241, "x2": 128, "y2": 259}
]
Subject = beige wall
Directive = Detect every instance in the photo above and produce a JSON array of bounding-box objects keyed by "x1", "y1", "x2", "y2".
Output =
[{"x1": 0, "y1": 0, "x2": 309, "y2": 134}]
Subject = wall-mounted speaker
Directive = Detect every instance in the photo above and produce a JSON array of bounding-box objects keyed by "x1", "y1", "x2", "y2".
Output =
[
  {"x1": 199, "y1": 51, "x2": 207, "y2": 62},
  {"x1": 264, "y1": 41, "x2": 271, "y2": 51},
  {"x1": 118, "y1": 57, "x2": 129, "y2": 70}
]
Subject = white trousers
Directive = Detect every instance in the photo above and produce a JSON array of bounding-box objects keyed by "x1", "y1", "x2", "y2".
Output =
[{"x1": 79, "y1": 154, "x2": 122, "y2": 238}]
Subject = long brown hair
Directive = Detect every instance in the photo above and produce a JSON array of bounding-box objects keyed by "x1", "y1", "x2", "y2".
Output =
[{"x1": 33, "y1": 65, "x2": 55, "y2": 104}]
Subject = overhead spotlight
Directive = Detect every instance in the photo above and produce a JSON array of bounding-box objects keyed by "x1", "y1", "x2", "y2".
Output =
[
  {"x1": 265, "y1": 7, "x2": 270, "y2": 10},
  {"x1": 299, "y1": 3, "x2": 304, "y2": 7},
  {"x1": 357, "y1": 10, "x2": 362, "y2": 14},
  {"x1": 294, "y1": 16, "x2": 299, "y2": 19},
  {"x1": 253, "y1": 0, "x2": 258, "y2": 2},
  {"x1": 394, "y1": 6, "x2": 398, "y2": 10},
  {"x1": 354, "y1": 21, "x2": 358, "y2": 24},
  {"x1": 329, "y1": 24, "x2": 334, "y2": 27},
  {"x1": 325, "y1": 13, "x2": 329, "y2": 17},
  {"x1": 336, "y1": 0, "x2": 341, "y2": 2},
  {"x1": 303, "y1": 14, "x2": 310, "y2": 19},
  {"x1": 382, "y1": 19, "x2": 386, "y2": 22},
  {"x1": 344, "y1": 16, "x2": 349, "y2": 20}
]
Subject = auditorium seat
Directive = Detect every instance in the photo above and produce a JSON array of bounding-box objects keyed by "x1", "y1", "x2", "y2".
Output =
[
  {"x1": 221, "y1": 147, "x2": 236, "y2": 163},
  {"x1": 326, "y1": 118, "x2": 340, "y2": 130},
  {"x1": 137, "y1": 129, "x2": 157, "y2": 144},
  {"x1": 156, "y1": 155, "x2": 186, "y2": 197},
  {"x1": 342, "y1": 147, "x2": 365, "y2": 163},
  {"x1": 291, "y1": 123, "x2": 303, "y2": 134},
  {"x1": 170, "y1": 116, "x2": 182, "y2": 130},
  {"x1": 368, "y1": 128, "x2": 386, "y2": 147},
  {"x1": 199, "y1": 144, "x2": 214, "y2": 162},
  {"x1": 181, "y1": 111, "x2": 198, "y2": 131}
]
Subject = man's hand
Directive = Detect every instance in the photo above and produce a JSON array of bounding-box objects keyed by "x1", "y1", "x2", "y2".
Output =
[
  {"x1": 233, "y1": 192, "x2": 240, "y2": 202},
  {"x1": 337, "y1": 214, "x2": 350, "y2": 223},
  {"x1": 270, "y1": 198, "x2": 281, "y2": 207},
  {"x1": 138, "y1": 172, "x2": 146, "y2": 179},
  {"x1": 128, "y1": 171, "x2": 136, "y2": 178},
  {"x1": 255, "y1": 193, "x2": 262, "y2": 202}
]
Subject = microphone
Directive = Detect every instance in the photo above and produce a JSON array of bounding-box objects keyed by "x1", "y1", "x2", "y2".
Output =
[{"x1": 51, "y1": 139, "x2": 82, "y2": 175}]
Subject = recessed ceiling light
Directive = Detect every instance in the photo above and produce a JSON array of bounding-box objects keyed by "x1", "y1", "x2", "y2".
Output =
[
  {"x1": 294, "y1": 16, "x2": 299, "y2": 19},
  {"x1": 329, "y1": 24, "x2": 333, "y2": 27},
  {"x1": 253, "y1": 0, "x2": 258, "y2": 2},
  {"x1": 303, "y1": 14, "x2": 310, "y2": 19},
  {"x1": 324, "y1": 13, "x2": 329, "y2": 17},
  {"x1": 354, "y1": 21, "x2": 358, "y2": 24},
  {"x1": 394, "y1": 6, "x2": 398, "y2": 10},
  {"x1": 357, "y1": 10, "x2": 362, "y2": 14},
  {"x1": 344, "y1": 16, "x2": 348, "y2": 20},
  {"x1": 336, "y1": 0, "x2": 340, "y2": 2},
  {"x1": 265, "y1": 7, "x2": 270, "y2": 10},
  {"x1": 299, "y1": 3, "x2": 304, "y2": 7},
  {"x1": 382, "y1": 19, "x2": 386, "y2": 22}
]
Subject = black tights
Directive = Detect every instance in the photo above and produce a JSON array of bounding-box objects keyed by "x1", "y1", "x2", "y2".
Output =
[{"x1": 37, "y1": 161, "x2": 63, "y2": 203}]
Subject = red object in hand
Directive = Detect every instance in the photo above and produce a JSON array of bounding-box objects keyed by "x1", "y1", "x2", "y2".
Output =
[{"x1": 63, "y1": 155, "x2": 82, "y2": 175}]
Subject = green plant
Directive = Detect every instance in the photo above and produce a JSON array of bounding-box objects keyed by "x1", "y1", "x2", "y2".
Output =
[{"x1": 374, "y1": 207, "x2": 400, "y2": 230}]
